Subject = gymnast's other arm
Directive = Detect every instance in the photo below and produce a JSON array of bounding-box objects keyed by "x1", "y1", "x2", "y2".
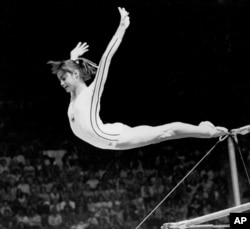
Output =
[{"x1": 70, "y1": 7, "x2": 129, "y2": 61}]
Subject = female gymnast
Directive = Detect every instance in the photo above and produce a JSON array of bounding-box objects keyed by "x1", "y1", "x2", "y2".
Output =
[{"x1": 48, "y1": 7, "x2": 228, "y2": 150}]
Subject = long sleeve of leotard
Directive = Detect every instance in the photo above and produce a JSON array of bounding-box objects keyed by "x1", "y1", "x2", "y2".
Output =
[{"x1": 88, "y1": 18, "x2": 128, "y2": 91}]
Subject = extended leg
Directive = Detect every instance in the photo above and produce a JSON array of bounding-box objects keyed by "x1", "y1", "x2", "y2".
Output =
[{"x1": 116, "y1": 121, "x2": 228, "y2": 149}]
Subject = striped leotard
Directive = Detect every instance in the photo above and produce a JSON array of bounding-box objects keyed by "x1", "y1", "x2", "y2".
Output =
[{"x1": 67, "y1": 37, "x2": 126, "y2": 150}]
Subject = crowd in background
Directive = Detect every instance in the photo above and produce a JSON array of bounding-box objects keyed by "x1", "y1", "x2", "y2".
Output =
[
  {"x1": 1, "y1": 134, "x2": 249, "y2": 229},
  {"x1": 1, "y1": 0, "x2": 250, "y2": 226},
  {"x1": 1, "y1": 100, "x2": 250, "y2": 229}
]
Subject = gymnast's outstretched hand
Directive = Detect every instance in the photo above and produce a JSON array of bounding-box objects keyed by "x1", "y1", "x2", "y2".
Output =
[
  {"x1": 70, "y1": 42, "x2": 89, "y2": 60},
  {"x1": 118, "y1": 7, "x2": 130, "y2": 29}
]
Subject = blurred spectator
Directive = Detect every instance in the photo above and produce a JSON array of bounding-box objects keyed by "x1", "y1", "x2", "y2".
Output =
[
  {"x1": 12, "y1": 153, "x2": 26, "y2": 166},
  {"x1": 75, "y1": 195, "x2": 87, "y2": 212},
  {"x1": 110, "y1": 203, "x2": 124, "y2": 225},
  {"x1": 116, "y1": 181, "x2": 127, "y2": 199},
  {"x1": 49, "y1": 185, "x2": 61, "y2": 203},
  {"x1": 37, "y1": 185, "x2": 50, "y2": 204},
  {"x1": 59, "y1": 193, "x2": 76, "y2": 212},
  {"x1": 134, "y1": 171, "x2": 146, "y2": 187},
  {"x1": 83, "y1": 184, "x2": 95, "y2": 199},
  {"x1": 49, "y1": 198, "x2": 61, "y2": 213},
  {"x1": 86, "y1": 172, "x2": 99, "y2": 190},
  {"x1": 17, "y1": 177, "x2": 30, "y2": 195},
  {"x1": 61, "y1": 205, "x2": 75, "y2": 229},
  {"x1": 141, "y1": 179, "x2": 152, "y2": 209},
  {"x1": 86, "y1": 211, "x2": 98, "y2": 229},
  {"x1": 70, "y1": 182, "x2": 82, "y2": 203},
  {"x1": 0, "y1": 186, "x2": 16, "y2": 203},
  {"x1": 0, "y1": 200, "x2": 12, "y2": 216},
  {"x1": 47, "y1": 207, "x2": 63, "y2": 228},
  {"x1": 27, "y1": 208, "x2": 42, "y2": 228},
  {"x1": 0, "y1": 159, "x2": 9, "y2": 174},
  {"x1": 16, "y1": 209, "x2": 29, "y2": 226},
  {"x1": 86, "y1": 196, "x2": 96, "y2": 213},
  {"x1": 74, "y1": 205, "x2": 88, "y2": 224},
  {"x1": 150, "y1": 176, "x2": 165, "y2": 197},
  {"x1": 132, "y1": 192, "x2": 146, "y2": 217},
  {"x1": 15, "y1": 189, "x2": 28, "y2": 210},
  {"x1": 0, "y1": 208, "x2": 15, "y2": 229},
  {"x1": 123, "y1": 171, "x2": 136, "y2": 192},
  {"x1": 71, "y1": 221, "x2": 89, "y2": 229},
  {"x1": 23, "y1": 159, "x2": 36, "y2": 177}
]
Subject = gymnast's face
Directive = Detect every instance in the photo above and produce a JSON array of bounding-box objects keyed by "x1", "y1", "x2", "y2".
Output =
[{"x1": 57, "y1": 70, "x2": 79, "y2": 93}]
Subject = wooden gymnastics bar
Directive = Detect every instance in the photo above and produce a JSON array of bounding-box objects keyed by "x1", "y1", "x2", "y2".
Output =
[{"x1": 162, "y1": 202, "x2": 250, "y2": 229}]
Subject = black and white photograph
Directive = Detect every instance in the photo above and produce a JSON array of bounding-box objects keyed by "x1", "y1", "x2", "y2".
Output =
[{"x1": 0, "y1": 0, "x2": 250, "y2": 228}]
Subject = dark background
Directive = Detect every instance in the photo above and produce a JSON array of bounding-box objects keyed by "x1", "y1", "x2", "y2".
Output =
[{"x1": 1, "y1": 0, "x2": 250, "y2": 138}]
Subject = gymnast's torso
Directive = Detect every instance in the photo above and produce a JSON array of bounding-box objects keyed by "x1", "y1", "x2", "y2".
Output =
[{"x1": 67, "y1": 85, "x2": 125, "y2": 150}]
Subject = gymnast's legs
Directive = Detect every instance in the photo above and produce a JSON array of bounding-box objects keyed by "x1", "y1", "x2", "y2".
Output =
[{"x1": 116, "y1": 121, "x2": 228, "y2": 149}]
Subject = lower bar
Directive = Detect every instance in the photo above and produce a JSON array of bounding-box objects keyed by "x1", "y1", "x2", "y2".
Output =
[
  {"x1": 162, "y1": 202, "x2": 250, "y2": 229},
  {"x1": 185, "y1": 225, "x2": 229, "y2": 229}
]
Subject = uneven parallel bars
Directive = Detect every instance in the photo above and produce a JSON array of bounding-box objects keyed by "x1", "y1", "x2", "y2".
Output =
[
  {"x1": 162, "y1": 202, "x2": 250, "y2": 229},
  {"x1": 228, "y1": 136, "x2": 241, "y2": 205}
]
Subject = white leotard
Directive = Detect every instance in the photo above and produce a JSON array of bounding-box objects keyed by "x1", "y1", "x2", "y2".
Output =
[{"x1": 67, "y1": 37, "x2": 125, "y2": 150}]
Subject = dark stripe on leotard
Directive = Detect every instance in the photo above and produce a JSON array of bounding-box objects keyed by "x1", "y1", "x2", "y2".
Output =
[{"x1": 90, "y1": 38, "x2": 121, "y2": 142}]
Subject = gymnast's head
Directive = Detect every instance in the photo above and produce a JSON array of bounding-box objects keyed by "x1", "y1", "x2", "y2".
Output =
[{"x1": 47, "y1": 59, "x2": 97, "y2": 92}]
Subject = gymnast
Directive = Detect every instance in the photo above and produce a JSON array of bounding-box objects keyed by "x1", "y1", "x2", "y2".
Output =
[{"x1": 48, "y1": 7, "x2": 228, "y2": 150}]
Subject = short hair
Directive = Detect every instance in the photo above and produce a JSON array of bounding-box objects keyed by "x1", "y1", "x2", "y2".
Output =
[{"x1": 47, "y1": 58, "x2": 98, "y2": 82}]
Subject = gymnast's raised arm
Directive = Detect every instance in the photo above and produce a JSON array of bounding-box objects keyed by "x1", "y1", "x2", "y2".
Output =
[
  {"x1": 102, "y1": 7, "x2": 130, "y2": 58},
  {"x1": 70, "y1": 7, "x2": 130, "y2": 60},
  {"x1": 87, "y1": 7, "x2": 130, "y2": 90}
]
